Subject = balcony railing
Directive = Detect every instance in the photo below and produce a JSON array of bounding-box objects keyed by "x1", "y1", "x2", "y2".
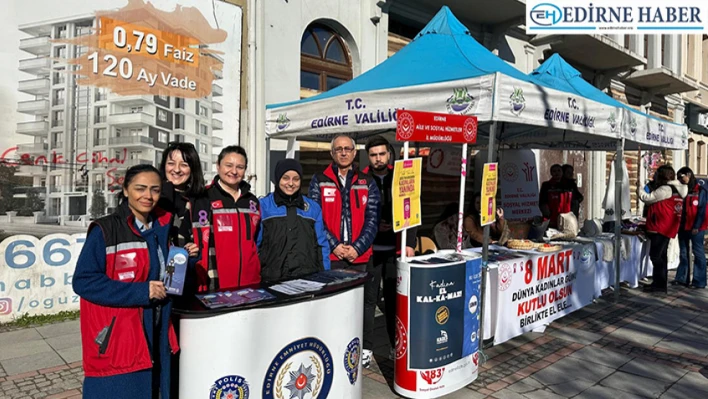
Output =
[
  {"x1": 212, "y1": 136, "x2": 223, "y2": 147},
  {"x1": 108, "y1": 135, "x2": 153, "y2": 146},
  {"x1": 18, "y1": 78, "x2": 50, "y2": 95},
  {"x1": 17, "y1": 142, "x2": 49, "y2": 153},
  {"x1": 16, "y1": 120, "x2": 48, "y2": 135},
  {"x1": 107, "y1": 112, "x2": 154, "y2": 126},
  {"x1": 19, "y1": 57, "x2": 52, "y2": 74},
  {"x1": 212, "y1": 84, "x2": 223, "y2": 97},
  {"x1": 212, "y1": 119, "x2": 223, "y2": 130},
  {"x1": 51, "y1": 119, "x2": 64, "y2": 127},
  {"x1": 121, "y1": 158, "x2": 154, "y2": 168},
  {"x1": 19, "y1": 36, "x2": 51, "y2": 56},
  {"x1": 212, "y1": 101, "x2": 223, "y2": 113},
  {"x1": 51, "y1": 141, "x2": 63, "y2": 149},
  {"x1": 95, "y1": 116, "x2": 107, "y2": 123},
  {"x1": 94, "y1": 138, "x2": 107, "y2": 146},
  {"x1": 18, "y1": 99, "x2": 49, "y2": 115}
]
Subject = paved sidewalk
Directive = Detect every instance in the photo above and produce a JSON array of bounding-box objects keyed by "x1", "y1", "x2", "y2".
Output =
[{"x1": 1, "y1": 276, "x2": 707, "y2": 398}]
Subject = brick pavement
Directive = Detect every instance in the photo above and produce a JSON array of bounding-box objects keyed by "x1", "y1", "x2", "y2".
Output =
[{"x1": 1, "y1": 273, "x2": 707, "y2": 398}]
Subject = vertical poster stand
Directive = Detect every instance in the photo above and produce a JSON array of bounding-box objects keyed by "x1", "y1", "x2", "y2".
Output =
[{"x1": 392, "y1": 110, "x2": 483, "y2": 398}]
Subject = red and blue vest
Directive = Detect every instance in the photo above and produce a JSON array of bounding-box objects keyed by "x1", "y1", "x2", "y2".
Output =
[
  {"x1": 683, "y1": 185, "x2": 708, "y2": 231},
  {"x1": 80, "y1": 206, "x2": 178, "y2": 377},
  {"x1": 317, "y1": 166, "x2": 374, "y2": 263}
]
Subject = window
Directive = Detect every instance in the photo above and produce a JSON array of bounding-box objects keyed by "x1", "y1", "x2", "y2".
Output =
[
  {"x1": 95, "y1": 88, "x2": 107, "y2": 101},
  {"x1": 52, "y1": 110, "x2": 64, "y2": 127},
  {"x1": 199, "y1": 142, "x2": 208, "y2": 154},
  {"x1": 199, "y1": 105, "x2": 208, "y2": 117},
  {"x1": 55, "y1": 46, "x2": 67, "y2": 59},
  {"x1": 75, "y1": 46, "x2": 87, "y2": 58},
  {"x1": 129, "y1": 128, "x2": 144, "y2": 136},
  {"x1": 202, "y1": 161, "x2": 209, "y2": 172},
  {"x1": 54, "y1": 89, "x2": 65, "y2": 106},
  {"x1": 52, "y1": 132, "x2": 63, "y2": 148},
  {"x1": 175, "y1": 98, "x2": 185, "y2": 109},
  {"x1": 53, "y1": 68, "x2": 66, "y2": 85},
  {"x1": 200, "y1": 124, "x2": 209, "y2": 136},
  {"x1": 95, "y1": 106, "x2": 107, "y2": 123},
  {"x1": 56, "y1": 26, "x2": 67, "y2": 39},
  {"x1": 175, "y1": 114, "x2": 185, "y2": 129},
  {"x1": 159, "y1": 131, "x2": 168, "y2": 143},
  {"x1": 173, "y1": 134, "x2": 184, "y2": 143},
  {"x1": 159, "y1": 94, "x2": 169, "y2": 101},
  {"x1": 158, "y1": 109, "x2": 168, "y2": 122},
  {"x1": 300, "y1": 24, "x2": 353, "y2": 93},
  {"x1": 94, "y1": 128, "x2": 106, "y2": 145},
  {"x1": 130, "y1": 106, "x2": 144, "y2": 114}
]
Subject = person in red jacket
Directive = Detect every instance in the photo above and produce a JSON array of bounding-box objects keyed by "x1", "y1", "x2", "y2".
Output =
[
  {"x1": 73, "y1": 165, "x2": 178, "y2": 399},
  {"x1": 539, "y1": 164, "x2": 574, "y2": 228},
  {"x1": 637, "y1": 165, "x2": 688, "y2": 293},
  {"x1": 673, "y1": 167, "x2": 708, "y2": 289},
  {"x1": 191, "y1": 145, "x2": 261, "y2": 292}
]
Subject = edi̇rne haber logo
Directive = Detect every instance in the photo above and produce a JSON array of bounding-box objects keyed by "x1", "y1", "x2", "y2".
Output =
[
  {"x1": 446, "y1": 87, "x2": 475, "y2": 114},
  {"x1": 262, "y1": 337, "x2": 333, "y2": 399},
  {"x1": 210, "y1": 375, "x2": 249, "y2": 399},
  {"x1": 527, "y1": 1, "x2": 707, "y2": 34},
  {"x1": 276, "y1": 113, "x2": 291, "y2": 132},
  {"x1": 510, "y1": 88, "x2": 526, "y2": 116}
]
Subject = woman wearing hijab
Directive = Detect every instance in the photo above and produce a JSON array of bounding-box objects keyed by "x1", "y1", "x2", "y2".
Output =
[
  {"x1": 673, "y1": 167, "x2": 707, "y2": 289},
  {"x1": 258, "y1": 159, "x2": 330, "y2": 281},
  {"x1": 73, "y1": 165, "x2": 178, "y2": 399}
]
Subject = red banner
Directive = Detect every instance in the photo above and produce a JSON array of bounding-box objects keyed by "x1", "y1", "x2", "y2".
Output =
[{"x1": 396, "y1": 110, "x2": 478, "y2": 144}]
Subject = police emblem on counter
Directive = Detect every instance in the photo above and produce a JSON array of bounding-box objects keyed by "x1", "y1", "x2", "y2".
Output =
[
  {"x1": 262, "y1": 337, "x2": 333, "y2": 399},
  {"x1": 210, "y1": 375, "x2": 249, "y2": 399},
  {"x1": 343, "y1": 337, "x2": 361, "y2": 384}
]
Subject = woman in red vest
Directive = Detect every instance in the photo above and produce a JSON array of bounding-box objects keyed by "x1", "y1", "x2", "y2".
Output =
[
  {"x1": 637, "y1": 165, "x2": 688, "y2": 293},
  {"x1": 191, "y1": 145, "x2": 261, "y2": 291},
  {"x1": 673, "y1": 167, "x2": 707, "y2": 289},
  {"x1": 73, "y1": 165, "x2": 178, "y2": 398}
]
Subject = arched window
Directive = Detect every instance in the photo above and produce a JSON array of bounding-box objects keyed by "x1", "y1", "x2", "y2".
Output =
[{"x1": 300, "y1": 24, "x2": 352, "y2": 94}]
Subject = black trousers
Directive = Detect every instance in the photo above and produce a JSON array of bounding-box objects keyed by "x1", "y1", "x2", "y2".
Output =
[
  {"x1": 331, "y1": 257, "x2": 378, "y2": 350},
  {"x1": 648, "y1": 233, "x2": 671, "y2": 290},
  {"x1": 373, "y1": 250, "x2": 398, "y2": 348}
]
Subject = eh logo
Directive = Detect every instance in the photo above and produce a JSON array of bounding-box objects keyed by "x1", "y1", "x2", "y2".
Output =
[{"x1": 530, "y1": 3, "x2": 563, "y2": 26}]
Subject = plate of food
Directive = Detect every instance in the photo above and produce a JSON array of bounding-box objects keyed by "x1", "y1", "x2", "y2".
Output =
[
  {"x1": 536, "y1": 243, "x2": 563, "y2": 252},
  {"x1": 506, "y1": 239, "x2": 535, "y2": 250}
]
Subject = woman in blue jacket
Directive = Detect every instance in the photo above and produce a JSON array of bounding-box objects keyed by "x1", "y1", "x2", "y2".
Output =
[
  {"x1": 258, "y1": 159, "x2": 330, "y2": 281},
  {"x1": 73, "y1": 164, "x2": 178, "y2": 399},
  {"x1": 674, "y1": 167, "x2": 708, "y2": 289}
]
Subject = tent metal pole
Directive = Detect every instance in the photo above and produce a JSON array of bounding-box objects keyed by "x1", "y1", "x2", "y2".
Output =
[
  {"x1": 478, "y1": 121, "x2": 497, "y2": 361},
  {"x1": 265, "y1": 137, "x2": 271, "y2": 195},
  {"x1": 614, "y1": 139, "x2": 625, "y2": 302},
  {"x1": 456, "y1": 142, "x2": 469, "y2": 253},
  {"x1": 400, "y1": 141, "x2": 410, "y2": 263}
]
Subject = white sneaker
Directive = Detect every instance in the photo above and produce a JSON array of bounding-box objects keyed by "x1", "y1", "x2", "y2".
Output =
[{"x1": 362, "y1": 349, "x2": 373, "y2": 369}]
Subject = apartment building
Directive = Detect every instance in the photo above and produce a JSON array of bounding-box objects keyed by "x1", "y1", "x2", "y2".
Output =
[
  {"x1": 682, "y1": 34, "x2": 708, "y2": 178},
  {"x1": 16, "y1": 16, "x2": 224, "y2": 219}
]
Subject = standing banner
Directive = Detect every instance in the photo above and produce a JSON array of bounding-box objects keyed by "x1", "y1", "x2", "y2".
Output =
[
  {"x1": 392, "y1": 158, "x2": 422, "y2": 233},
  {"x1": 493, "y1": 244, "x2": 596, "y2": 344},
  {"x1": 499, "y1": 150, "x2": 541, "y2": 221},
  {"x1": 395, "y1": 251, "x2": 482, "y2": 398},
  {"x1": 480, "y1": 163, "x2": 498, "y2": 226}
]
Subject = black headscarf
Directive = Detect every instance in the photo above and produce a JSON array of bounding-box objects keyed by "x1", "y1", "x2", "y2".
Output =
[{"x1": 273, "y1": 159, "x2": 305, "y2": 208}]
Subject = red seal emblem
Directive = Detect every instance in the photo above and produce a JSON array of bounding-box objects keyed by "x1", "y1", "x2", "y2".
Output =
[
  {"x1": 463, "y1": 117, "x2": 477, "y2": 142},
  {"x1": 397, "y1": 112, "x2": 415, "y2": 140},
  {"x1": 395, "y1": 317, "x2": 408, "y2": 359},
  {"x1": 499, "y1": 263, "x2": 512, "y2": 291}
]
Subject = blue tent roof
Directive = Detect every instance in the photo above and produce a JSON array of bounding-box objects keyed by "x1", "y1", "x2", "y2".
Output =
[
  {"x1": 267, "y1": 6, "x2": 531, "y2": 109},
  {"x1": 528, "y1": 54, "x2": 682, "y2": 126}
]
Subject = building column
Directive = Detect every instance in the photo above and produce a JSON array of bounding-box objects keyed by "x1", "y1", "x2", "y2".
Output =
[
  {"x1": 523, "y1": 44, "x2": 536, "y2": 73},
  {"x1": 608, "y1": 34, "x2": 623, "y2": 45},
  {"x1": 647, "y1": 35, "x2": 662, "y2": 69},
  {"x1": 664, "y1": 34, "x2": 680, "y2": 72}
]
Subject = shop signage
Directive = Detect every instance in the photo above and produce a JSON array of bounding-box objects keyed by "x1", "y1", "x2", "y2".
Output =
[
  {"x1": 481, "y1": 163, "x2": 498, "y2": 226},
  {"x1": 396, "y1": 110, "x2": 478, "y2": 144}
]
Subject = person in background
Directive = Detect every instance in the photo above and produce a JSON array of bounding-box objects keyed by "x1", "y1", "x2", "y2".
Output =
[
  {"x1": 309, "y1": 134, "x2": 380, "y2": 368},
  {"x1": 539, "y1": 164, "x2": 573, "y2": 228},
  {"x1": 191, "y1": 145, "x2": 261, "y2": 292},
  {"x1": 637, "y1": 165, "x2": 688, "y2": 293},
  {"x1": 73, "y1": 165, "x2": 178, "y2": 399},
  {"x1": 562, "y1": 164, "x2": 584, "y2": 218},
  {"x1": 363, "y1": 135, "x2": 416, "y2": 360},
  {"x1": 464, "y1": 192, "x2": 510, "y2": 246},
  {"x1": 673, "y1": 167, "x2": 707, "y2": 289},
  {"x1": 258, "y1": 159, "x2": 330, "y2": 281}
]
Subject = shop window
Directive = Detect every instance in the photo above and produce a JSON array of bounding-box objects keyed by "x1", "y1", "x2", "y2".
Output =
[{"x1": 300, "y1": 24, "x2": 352, "y2": 93}]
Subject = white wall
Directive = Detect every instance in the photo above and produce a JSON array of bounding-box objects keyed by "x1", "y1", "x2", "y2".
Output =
[{"x1": 249, "y1": 0, "x2": 387, "y2": 195}]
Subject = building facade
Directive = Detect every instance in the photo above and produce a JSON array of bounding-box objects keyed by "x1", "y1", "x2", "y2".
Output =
[
  {"x1": 682, "y1": 34, "x2": 708, "y2": 178},
  {"x1": 15, "y1": 15, "x2": 224, "y2": 219}
]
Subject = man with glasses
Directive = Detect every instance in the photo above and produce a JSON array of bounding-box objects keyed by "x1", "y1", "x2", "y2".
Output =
[{"x1": 309, "y1": 134, "x2": 380, "y2": 368}]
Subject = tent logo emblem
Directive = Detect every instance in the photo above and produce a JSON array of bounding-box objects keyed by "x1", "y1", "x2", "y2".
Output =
[
  {"x1": 629, "y1": 116, "x2": 638, "y2": 137},
  {"x1": 276, "y1": 113, "x2": 291, "y2": 132},
  {"x1": 509, "y1": 88, "x2": 526, "y2": 116},
  {"x1": 446, "y1": 87, "x2": 475, "y2": 114},
  {"x1": 607, "y1": 112, "x2": 618, "y2": 133}
]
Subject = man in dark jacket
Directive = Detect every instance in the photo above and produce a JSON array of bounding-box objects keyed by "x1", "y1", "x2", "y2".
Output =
[
  {"x1": 364, "y1": 135, "x2": 416, "y2": 360},
  {"x1": 309, "y1": 134, "x2": 380, "y2": 368}
]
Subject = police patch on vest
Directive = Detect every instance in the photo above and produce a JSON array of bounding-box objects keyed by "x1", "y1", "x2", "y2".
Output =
[
  {"x1": 210, "y1": 375, "x2": 249, "y2": 399},
  {"x1": 343, "y1": 337, "x2": 360, "y2": 385},
  {"x1": 262, "y1": 337, "x2": 333, "y2": 399}
]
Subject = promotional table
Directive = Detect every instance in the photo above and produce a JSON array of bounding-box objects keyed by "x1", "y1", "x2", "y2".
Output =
[
  {"x1": 174, "y1": 275, "x2": 368, "y2": 399},
  {"x1": 394, "y1": 250, "x2": 483, "y2": 399}
]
